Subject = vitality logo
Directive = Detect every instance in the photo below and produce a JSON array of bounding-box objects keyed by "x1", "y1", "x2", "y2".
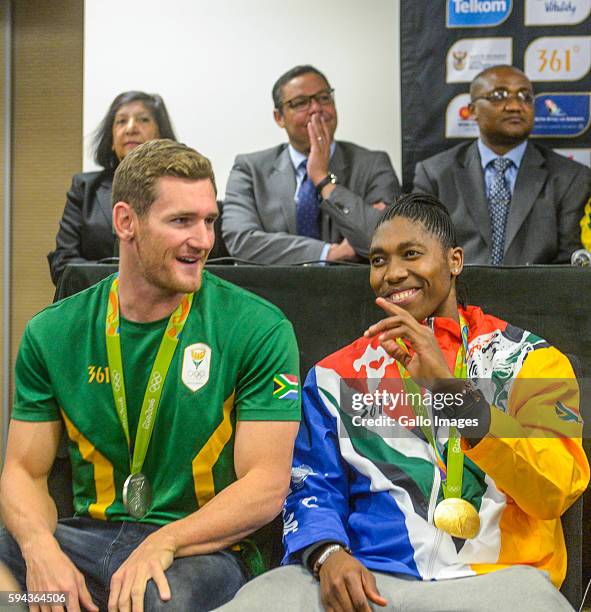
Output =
[{"x1": 525, "y1": 0, "x2": 591, "y2": 26}]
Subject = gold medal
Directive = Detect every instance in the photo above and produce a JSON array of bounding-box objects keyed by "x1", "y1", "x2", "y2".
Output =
[{"x1": 433, "y1": 498, "x2": 480, "y2": 539}]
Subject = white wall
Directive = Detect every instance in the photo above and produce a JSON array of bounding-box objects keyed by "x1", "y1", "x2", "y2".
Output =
[{"x1": 84, "y1": 0, "x2": 401, "y2": 196}]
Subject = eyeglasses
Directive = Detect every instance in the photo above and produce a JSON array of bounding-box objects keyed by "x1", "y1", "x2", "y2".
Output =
[
  {"x1": 283, "y1": 89, "x2": 335, "y2": 112},
  {"x1": 471, "y1": 89, "x2": 534, "y2": 106}
]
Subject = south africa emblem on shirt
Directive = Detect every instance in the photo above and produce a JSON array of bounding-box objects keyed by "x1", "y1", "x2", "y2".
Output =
[{"x1": 182, "y1": 343, "x2": 211, "y2": 392}]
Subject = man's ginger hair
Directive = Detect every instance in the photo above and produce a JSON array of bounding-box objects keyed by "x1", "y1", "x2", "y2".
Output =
[{"x1": 112, "y1": 139, "x2": 216, "y2": 216}]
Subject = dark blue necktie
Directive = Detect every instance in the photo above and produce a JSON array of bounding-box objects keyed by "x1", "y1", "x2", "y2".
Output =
[
  {"x1": 296, "y1": 161, "x2": 320, "y2": 239},
  {"x1": 487, "y1": 157, "x2": 512, "y2": 265}
]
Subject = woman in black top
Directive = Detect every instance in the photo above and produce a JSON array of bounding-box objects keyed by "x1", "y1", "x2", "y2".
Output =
[{"x1": 48, "y1": 91, "x2": 176, "y2": 285}]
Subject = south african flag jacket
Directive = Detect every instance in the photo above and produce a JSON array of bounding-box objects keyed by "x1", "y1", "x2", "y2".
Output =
[{"x1": 282, "y1": 306, "x2": 589, "y2": 587}]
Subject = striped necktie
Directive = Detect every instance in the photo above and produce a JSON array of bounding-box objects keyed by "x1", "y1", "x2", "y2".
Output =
[{"x1": 487, "y1": 157, "x2": 512, "y2": 265}]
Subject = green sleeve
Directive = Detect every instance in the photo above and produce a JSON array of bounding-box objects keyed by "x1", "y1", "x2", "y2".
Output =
[
  {"x1": 12, "y1": 325, "x2": 60, "y2": 421},
  {"x1": 236, "y1": 318, "x2": 301, "y2": 421}
]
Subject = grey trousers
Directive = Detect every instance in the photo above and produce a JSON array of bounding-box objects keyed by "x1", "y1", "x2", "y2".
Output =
[{"x1": 216, "y1": 564, "x2": 574, "y2": 612}]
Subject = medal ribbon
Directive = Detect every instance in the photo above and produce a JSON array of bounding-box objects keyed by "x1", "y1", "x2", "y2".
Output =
[
  {"x1": 394, "y1": 314, "x2": 469, "y2": 499},
  {"x1": 106, "y1": 276, "x2": 193, "y2": 474}
]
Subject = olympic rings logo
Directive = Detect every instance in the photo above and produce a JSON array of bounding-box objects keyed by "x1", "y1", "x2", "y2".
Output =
[{"x1": 149, "y1": 372, "x2": 162, "y2": 393}]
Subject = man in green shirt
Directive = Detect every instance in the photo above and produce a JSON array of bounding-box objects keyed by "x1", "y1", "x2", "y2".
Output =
[{"x1": 0, "y1": 140, "x2": 301, "y2": 611}]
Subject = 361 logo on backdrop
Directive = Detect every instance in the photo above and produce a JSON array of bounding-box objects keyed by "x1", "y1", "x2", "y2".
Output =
[{"x1": 525, "y1": 37, "x2": 591, "y2": 81}]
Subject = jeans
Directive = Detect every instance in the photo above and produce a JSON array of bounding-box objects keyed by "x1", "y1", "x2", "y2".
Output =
[{"x1": 0, "y1": 517, "x2": 247, "y2": 611}]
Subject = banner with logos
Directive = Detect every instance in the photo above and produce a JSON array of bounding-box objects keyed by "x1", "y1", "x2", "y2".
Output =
[{"x1": 400, "y1": 0, "x2": 591, "y2": 190}]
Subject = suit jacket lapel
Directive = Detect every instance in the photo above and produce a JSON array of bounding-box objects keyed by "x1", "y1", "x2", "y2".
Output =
[
  {"x1": 94, "y1": 173, "x2": 113, "y2": 227},
  {"x1": 453, "y1": 142, "x2": 491, "y2": 246},
  {"x1": 270, "y1": 146, "x2": 298, "y2": 233},
  {"x1": 329, "y1": 142, "x2": 348, "y2": 180},
  {"x1": 504, "y1": 142, "x2": 546, "y2": 255}
]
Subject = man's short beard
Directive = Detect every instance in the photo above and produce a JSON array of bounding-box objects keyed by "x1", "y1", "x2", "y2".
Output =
[{"x1": 135, "y1": 234, "x2": 205, "y2": 295}]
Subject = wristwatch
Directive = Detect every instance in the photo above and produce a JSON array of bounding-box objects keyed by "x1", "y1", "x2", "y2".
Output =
[
  {"x1": 315, "y1": 173, "x2": 337, "y2": 193},
  {"x1": 312, "y1": 543, "x2": 351, "y2": 579},
  {"x1": 454, "y1": 380, "x2": 486, "y2": 419}
]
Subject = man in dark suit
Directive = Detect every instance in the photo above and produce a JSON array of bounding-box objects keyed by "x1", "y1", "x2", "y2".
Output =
[
  {"x1": 222, "y1": 65, "x2": 401, "y2": 264},
  {"x1": 413, "y1": 65, "x2": 591, "y2": 265}
]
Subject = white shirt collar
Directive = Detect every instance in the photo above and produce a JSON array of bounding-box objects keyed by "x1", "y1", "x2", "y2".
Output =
[
  {"x1": 477, "y1": 138, "x2": 528, "y2": 170},
  {"x1": 288, "y1": 141, "x2": 336, "y2": 173}
]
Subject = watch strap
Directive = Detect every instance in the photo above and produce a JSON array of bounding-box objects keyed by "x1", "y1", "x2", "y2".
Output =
[{"x1": 315, "y1": 173, "x2": 337, "y2": 193}]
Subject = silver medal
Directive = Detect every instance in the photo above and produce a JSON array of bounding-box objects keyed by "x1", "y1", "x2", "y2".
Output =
[{"x1": 122, "y1": 473, "x2": 152, "y2": 518}]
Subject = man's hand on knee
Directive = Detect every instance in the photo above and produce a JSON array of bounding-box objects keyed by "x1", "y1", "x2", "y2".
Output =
[
  {"x1": 22, "y1": 536, "x2": 97, "y2": 612},
  {"x1": 319, "y1": 550, "x2": 388, "y2": 612},
  {"x1": 107, "y1": 530, "x2": 175, "y2": 612}
]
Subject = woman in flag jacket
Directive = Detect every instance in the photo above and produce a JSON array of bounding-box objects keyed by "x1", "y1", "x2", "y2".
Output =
[{"x1": 219, "y1": 193, "x2": 589, "y2": 612}]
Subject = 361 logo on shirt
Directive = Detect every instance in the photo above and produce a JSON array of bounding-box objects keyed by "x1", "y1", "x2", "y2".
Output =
[{"x1": 87, "y1": 365, "x2": 110, "y2": 384}]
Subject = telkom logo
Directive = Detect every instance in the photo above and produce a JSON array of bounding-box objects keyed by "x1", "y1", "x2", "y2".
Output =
[
  {"x1": 447, "y1": 0, "x2": 512, "y2": 27},
  {"x1": 453, "y1": 0, "x2": 507, "y2": 12}
]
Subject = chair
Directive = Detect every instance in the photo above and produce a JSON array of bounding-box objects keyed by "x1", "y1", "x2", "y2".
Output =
[
  {"x1": 559, "y1": 353, "x2": 587, "y2": 608},
  {"x1": 208, "y1": 200, "x2": 229, "y2": 261}
]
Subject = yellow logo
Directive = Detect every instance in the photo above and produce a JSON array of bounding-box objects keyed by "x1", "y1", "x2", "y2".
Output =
[
  {"x1": 192, "y1": 348, "x2": 206, "y2": 362},
  {"x1": 87, "y1": 365, "x2": 110, "y2": 384}
]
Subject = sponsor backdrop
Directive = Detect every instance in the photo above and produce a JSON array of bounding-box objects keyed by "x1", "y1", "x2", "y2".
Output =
[{"x1": 400, "y1": 0, "x2": 591, "y2": 190}]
